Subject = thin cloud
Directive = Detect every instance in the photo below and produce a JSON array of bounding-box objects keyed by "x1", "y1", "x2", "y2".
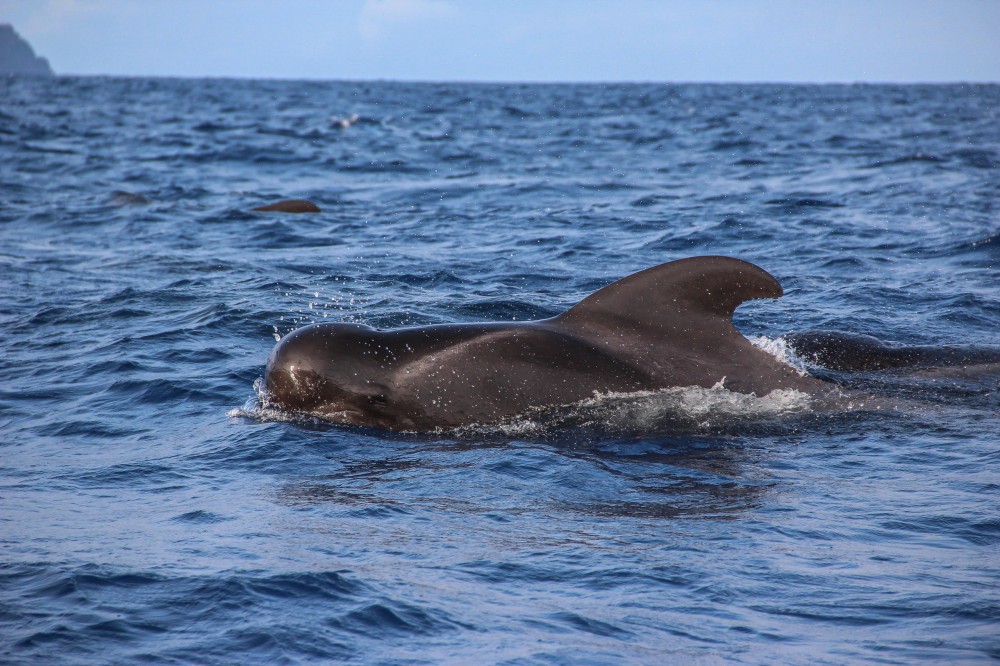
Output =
[
  {"x1": 359, "y1": 0, "x2": 455, "y2": 41},
  {"x1": 15, "y1": 0, "x2": 117, "y2": 36}
]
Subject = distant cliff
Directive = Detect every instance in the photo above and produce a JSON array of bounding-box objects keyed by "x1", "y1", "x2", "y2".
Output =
[{"x1": 0, "y1": 24, "x2": 54, "y2": 76}]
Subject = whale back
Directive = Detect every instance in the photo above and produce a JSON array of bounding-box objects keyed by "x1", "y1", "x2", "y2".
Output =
[
  {"x1": 263, "y1": 256, "x2": 824, "y2": 430},
  {"x1": 554, "y1": 256, "x2": 783, "y2": 338}
]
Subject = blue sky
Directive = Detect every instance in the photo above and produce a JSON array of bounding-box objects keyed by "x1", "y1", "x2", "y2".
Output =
[{"x1": 2, "y1": 0, "x2": 998, "y2": 82}]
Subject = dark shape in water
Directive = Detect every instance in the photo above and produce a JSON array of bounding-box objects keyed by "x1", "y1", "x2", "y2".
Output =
[
  {"x1": 252, "y1": 199, "x2": 321, "y2": 213},
  {"x1": 785, "y1": 330, "x2": 1000, "y2": 372},
  {"x1": 264, "y1": 256, "x2": 832, "y2": 432},
  {"x1": 106, "y1": 190, "x2": 152, "y2": 206}
]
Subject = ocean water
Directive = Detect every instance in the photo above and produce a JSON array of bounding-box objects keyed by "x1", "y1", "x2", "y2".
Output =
[{"x1": 1, "y1": 77, "x2": 998, "y2": 664}]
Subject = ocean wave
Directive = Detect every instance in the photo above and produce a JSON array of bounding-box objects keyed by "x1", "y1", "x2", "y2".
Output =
[{"x1": 5, "y1": 77, "x2": 1000, "y2": 665}]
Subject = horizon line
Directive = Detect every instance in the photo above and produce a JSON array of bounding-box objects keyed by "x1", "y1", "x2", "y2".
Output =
[{"x1": 24, "y1": 72, "x2": 1000, "y2": 86}]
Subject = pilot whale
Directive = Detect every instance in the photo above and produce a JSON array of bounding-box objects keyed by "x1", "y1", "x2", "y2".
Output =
[
  {"x1": 785, "y1": 330, "x2": 1000, "y2": 372},
  {"x1": 263, "y1": 256, "x2": 833, "y2": 431}
]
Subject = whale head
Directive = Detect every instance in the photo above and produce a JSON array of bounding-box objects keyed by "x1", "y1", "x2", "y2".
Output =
[{"x1": 264, "y1": 323, "x2": 399, "y2": 426}]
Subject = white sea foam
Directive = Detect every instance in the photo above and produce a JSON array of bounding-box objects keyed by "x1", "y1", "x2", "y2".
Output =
[
  {"x1": 227, "y1": 378, "x2": 315, "y2": 424},
  {"x1": 453, "y1": 382, "x2": 815, "y2": 438},
  {"x1": 749, "y1": 335, "x2": 811, "y2": 375}
]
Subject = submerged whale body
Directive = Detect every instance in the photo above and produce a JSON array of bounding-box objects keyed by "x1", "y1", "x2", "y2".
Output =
[
  {"x1": 263, "y1": 256, "x2": 831, "y2": 431},
  {"x1": 785, "y1": 330, "x2": 1000, "y2": 372}
]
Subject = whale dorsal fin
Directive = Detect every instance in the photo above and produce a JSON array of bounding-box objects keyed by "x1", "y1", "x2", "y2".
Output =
[{"x1": 554, "y1": 256, "x2": 783, "y2": 335}]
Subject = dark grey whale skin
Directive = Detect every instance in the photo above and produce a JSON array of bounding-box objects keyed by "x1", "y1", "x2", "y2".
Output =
[
  {"x1": 785, "y1": 330, "x2": 1000, "y2": 372},
  {"x1": 264, "y1": 256, "x2": 831, "y2": 431}
]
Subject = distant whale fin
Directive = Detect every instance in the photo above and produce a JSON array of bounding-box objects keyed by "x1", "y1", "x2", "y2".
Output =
[{"x1": 555, "y1": 256, "x2": 782, "y2": 333}]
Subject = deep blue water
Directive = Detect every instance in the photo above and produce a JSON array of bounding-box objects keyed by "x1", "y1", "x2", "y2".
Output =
[{"x1": 2, "y1": 77, "x2": 999, "y2": 664}]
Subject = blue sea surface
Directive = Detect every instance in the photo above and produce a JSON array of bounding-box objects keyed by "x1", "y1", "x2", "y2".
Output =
[{"x1": 2, "y1": 77, "x2": 999, "y2": 664}]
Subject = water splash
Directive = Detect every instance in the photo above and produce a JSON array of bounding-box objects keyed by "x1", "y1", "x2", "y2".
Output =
[
  {"x1": 467, "y1": 383, "x2": 815, "y2": 437},
  {"x1": 749, "y1": 335, "x2": 811, "y2": 375}
]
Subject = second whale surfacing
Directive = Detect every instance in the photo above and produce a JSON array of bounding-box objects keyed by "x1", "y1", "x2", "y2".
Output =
[{"x1": 263, "y1": 256, "x2": 836, "y2": 432}]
